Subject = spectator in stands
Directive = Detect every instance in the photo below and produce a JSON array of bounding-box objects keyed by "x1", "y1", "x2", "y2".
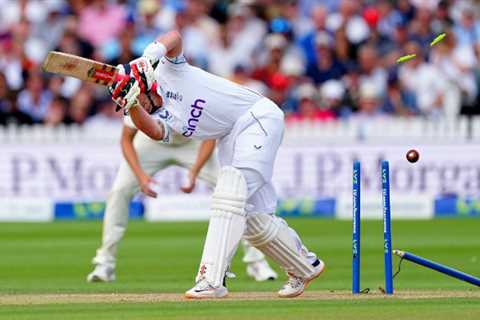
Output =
[
  {"x1": 32, "y1": 1, "x2": 67, "y2": 52},
  {"x1": 431, "y1": 32, "x2": 478, "y2": 111},
  {"x1": 358, "y1": 44, "x2": 387, "y2": 98},
  {"x1": 148, "y1": 0, "x2": 176, "y2": 32},
  {"x1": 343, "y1": 64, "x2": 361, "y2": 112},
  {"x1": 268, "y1": 16, "x2": 306, "y2": 69},
  {"x1": 305, "y1": 32, "x2": 346, "y2": 85},
  {"x1": 185, "y1": 0, "x2": 220, "y2": 47},
  {"x1": 105, "y1": 28, "x2": 136, "y2": 65},
  {"x1": 44, "y1": 96, "x2": 68, "y2": 127},
  {"x1": 0, "y1": 72, "x2": 11, "y2": 114},
  {"x1": 391, "y1": 20, "x2": 410, "y2": 51},
  {"x1": 326, "y1": 0, "x2": 370, "y2": 45},
  {"x1": 85, "y1": 98, "x2": 122, "y2": 130},
  {"x1": 298, "y1": 0, "x2": 338, "y2": 15},
  {"x1": 0, "y1": 71, "x2": 33, "y2": 126},
  {"x1": 356, "y1": 81, "x2": 385, "y2": 117},
  {"x1": 399, "y1": 41, "x2": 456, "y2": 118},
  {"x1": 299, "y1": 5, "x2": 331, "y2": 65},
  {"x1": 320, "y1": 79, "x2": 352, "y2": 118},
  {"x1": 287, "y1": 82, "x2": 335, "y2": 122},
  {"x1": 171, "y1": 4, "x2": 210, "y2": 68},
  {"x1": 279, "y1": 54, "x2": 307, "y2": 114},
  {"x1": 65, "y1": 85, "x2": 94, "y2": 125},
  {"x1": 131, "y1": 0, "x2": 166, "y2": 57},
  {"x1": 47, "y1": 76, "x2": 64, "y2": 98},
  {"x1": 408, "y1": 5, "x2": 435, "y2": 48},
  {"x1": 16, "y1": 71, "x2": 52, "y2": 123},
  {"x1": 452, "y1": 4, "x2": 480, "y2": 48},
  {"x1": 383, "y1": 73, "x2": 418, "y2": 116},
  {"x1": 432, "y1": 0, "x2": 454, "y2": 31},
  {"x1": 253, "y1": 34, "x2": 289, "y2": 88},
  {"x1": 227, "y1": 2, "x2": 267, "y2": 68},
  {"x1": 55, "y1": 15, "x2": 94, "y2": 59},
  {"x1": 278, "y1": 0, "x2": 313, "y2": 40},
  {"x1": 230, "y1": 64, "x2": 268, "y2": 96},
  {"x1": 396, "y1": 0, "x2": 415, "y2": 24},
  {"x1": 268, "y1": 72, "x2": 291, "y2": 109},
  {"x1": 209, "y1": 24, "x2": 242, "y2": 77},
  {"x1": 1, "y1": 72, "x2": 13, "y2": 125},
  {"x1": 281, "y1": 53, "x2": 306, "y2": 86},
  {"x1": 11, "y1": 17, "x2": 48, "y2": 65},
  {"x1": 363, "y1": 5, "x2": 395, "y2": 57},
  {"x1": 376, "y1": 0, "x2": 404, "y2": 38},
  {"x1": 0, "y1": 0, "x2": 478, "y2": 124},
  {"x1": 0, "y1": 37, "x2": 32, "y2": 91},
  {"x1": 410, "y1": 0, "x2": 440, "y2": 11},
  {"x1": 333, "y1": 25, "x2": 355, "y2": 69},
  {"x1": 77, "y1": 0, "x2": 127, "y2": 49}
]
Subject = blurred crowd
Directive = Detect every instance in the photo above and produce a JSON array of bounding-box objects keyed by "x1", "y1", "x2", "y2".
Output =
[{"x1": 1, "y1": 0, "x2": 480, "y2": 127}]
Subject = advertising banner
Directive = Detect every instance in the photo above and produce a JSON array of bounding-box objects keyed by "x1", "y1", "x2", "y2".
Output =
[{"x1": 1, "y1": 141, "x2": 479, "y2": 220}]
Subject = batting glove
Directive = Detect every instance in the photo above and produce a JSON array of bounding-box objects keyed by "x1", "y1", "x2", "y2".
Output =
[
  {"x1": 118, "y1": 57, "x2": 156, "y2": 94},
  {"x1": 109, "y1": 75, "x2": 141, "y2": 113}
]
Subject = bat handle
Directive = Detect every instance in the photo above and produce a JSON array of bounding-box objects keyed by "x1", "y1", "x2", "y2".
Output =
[
  {"x1": 113, "y1": 74, "x2": 158, "y2": 93},
  {"x1": 150, "y1": 82, "x2": 158, "y2": 93},
  {"x1": 114, "y1": 74, "x2": 130, "y2": 83}
]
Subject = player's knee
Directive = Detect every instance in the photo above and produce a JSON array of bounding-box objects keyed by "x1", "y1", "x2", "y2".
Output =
[
  {"x1": 236, "y1": 167, "x2": 267, "y2": 199},
  {"x1": 273, "y1": 105, "x2": 285, "y2": 120},
  {"x1": 212, "y1": 166, "x2": 248, "y2": 217},
  {"x1": 107, "y1": 185, "x2": 136, "y2": 201},
  {"x1": 244, "y1": 213, "x2": 279, "y2": 247}
]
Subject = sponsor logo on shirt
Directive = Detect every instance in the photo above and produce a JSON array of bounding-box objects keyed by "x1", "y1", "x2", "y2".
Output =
[
  {"x1": 166, "y1": 91, "x2": 183, "y2": 102},
  {"x1": 182, "y1": 99, "x2": 206, "y2": 137}
]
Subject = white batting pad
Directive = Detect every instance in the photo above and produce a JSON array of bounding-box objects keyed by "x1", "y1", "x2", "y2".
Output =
[
  {"x1": 244, "y1": 214, "x2": 316, "y2": 278},
  {"x1": 196, "y1": 166, "x2": 248, "y2": 287}
]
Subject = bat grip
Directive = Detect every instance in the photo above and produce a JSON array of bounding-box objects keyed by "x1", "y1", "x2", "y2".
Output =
[
  {"x1": 113, "y1": 74, "x2": 158, "y2": 93},
  {"x1": 150, "y1": 82, "x2": 158, "y2": 92},
  {"x1": 114, "y1": 74, "x2": 130, "y2": 83}
]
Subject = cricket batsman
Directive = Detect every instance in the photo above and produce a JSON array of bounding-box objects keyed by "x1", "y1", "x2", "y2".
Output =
[
  {"x1": 87, "y1": 110, "x2": 278, "y2": 283},
  {"x1": 108, "y1": 30, "x2": 325, "y2": 298}
]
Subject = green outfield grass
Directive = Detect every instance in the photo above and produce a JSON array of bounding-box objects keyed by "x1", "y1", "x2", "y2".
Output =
[{"x1": 0, "y1": 219, "x2": 479, "y2": 319}]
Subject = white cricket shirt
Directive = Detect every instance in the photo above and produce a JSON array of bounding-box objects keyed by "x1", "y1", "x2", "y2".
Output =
[{"x1": 154, "y1": 55, "x2": 264, "y2": 140}]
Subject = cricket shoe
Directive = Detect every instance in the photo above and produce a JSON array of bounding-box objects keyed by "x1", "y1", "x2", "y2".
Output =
[
  {"x1": 278, "y1": 259, "x2": 325, "y2": 298},
  {"x1": 86, "y1": 264, "x2": 116, "y2": 283},
  {"x1": 246, "y1": 260, "x2": 278, "y2": 281},
  {"x1": 184, "y1": 278, "x2": 228, "y2": 299}
]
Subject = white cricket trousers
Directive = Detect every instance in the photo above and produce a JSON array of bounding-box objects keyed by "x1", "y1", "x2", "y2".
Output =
[{"x1": 92, "y1": 131, "x2": 265, "y2": 268}]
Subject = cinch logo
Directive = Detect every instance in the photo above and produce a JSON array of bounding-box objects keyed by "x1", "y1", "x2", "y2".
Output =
[{"x1": 182, "y1": 99, "x2": 206, "y2": 137}]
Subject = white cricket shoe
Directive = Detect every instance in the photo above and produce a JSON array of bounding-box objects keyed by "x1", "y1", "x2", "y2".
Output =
[
  {"x1": 184, "y1": 278, "x2": 228, "y2": 299},
  {"x1": 86, "y1": 264, "x2": 116, "y2": 283},
  {"x1": 278, "y1": 259, "x2": 325, "y2": 298},
  {"x1": 246, "y1": 260, "x2": 278, "y2": 281}
]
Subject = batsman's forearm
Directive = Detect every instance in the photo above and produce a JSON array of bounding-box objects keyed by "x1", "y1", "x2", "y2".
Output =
[
  {"x1": 129, "y1": 106, "x2": 164, "y2": 141},
  {"x1": 157, "y1": 30, "x2": 183, "y2": 59},
  {"x1": 191, "y1": 140, "x2": 216, "y2": 175},
  {"x1": 143, "y1": 31, "x2": 182, "y2": 64}
]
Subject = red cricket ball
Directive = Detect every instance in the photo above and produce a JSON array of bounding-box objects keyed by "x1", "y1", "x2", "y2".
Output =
[{"x1": 406, "y1": 149, "x2": 420, "y2": 163}]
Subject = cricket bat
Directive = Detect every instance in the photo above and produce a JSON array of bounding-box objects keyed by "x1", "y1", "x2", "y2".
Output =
[{"x1": 42, "y1": 51, "x2": 127, "y2": 86}]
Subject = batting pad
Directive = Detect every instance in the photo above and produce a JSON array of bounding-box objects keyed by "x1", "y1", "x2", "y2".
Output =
[
  {"x1": 196, "y1": 166, "x2": 248, "y2": 287},
  {"x1": 244, "y1": 214, "x2": 316, "y2": 278}
]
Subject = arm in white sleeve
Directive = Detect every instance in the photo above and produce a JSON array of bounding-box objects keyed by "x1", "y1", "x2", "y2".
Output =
[{"x1": 143, "y1": 30, "x2": 183, "y2": 64}]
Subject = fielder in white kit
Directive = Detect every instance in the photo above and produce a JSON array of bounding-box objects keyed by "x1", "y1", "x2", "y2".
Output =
[
  {"x1": 86, "y1": 111, "x2": 278, "y2": 283},
  {"x1": 109, "y1": 31, "x2": 325, "y2": 298}
]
